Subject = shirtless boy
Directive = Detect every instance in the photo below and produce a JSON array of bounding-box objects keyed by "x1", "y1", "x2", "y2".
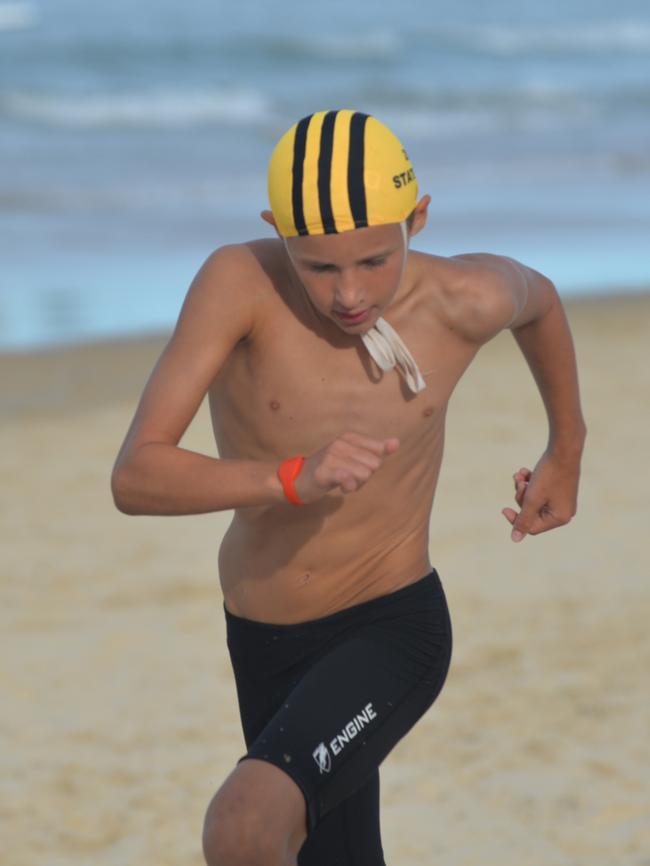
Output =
[{"x1": 111, "y1": 110, "x2": 586, "y2": 866}]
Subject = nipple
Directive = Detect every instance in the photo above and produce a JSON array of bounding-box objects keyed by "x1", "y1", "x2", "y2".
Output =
[{"x1": 360, "y1": 316, "x2": 426, "y2": 394}]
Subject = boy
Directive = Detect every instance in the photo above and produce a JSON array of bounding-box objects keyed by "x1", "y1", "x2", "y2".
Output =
[{"x1": 112, "y1": 109, "x2": 586, "y2": 866}]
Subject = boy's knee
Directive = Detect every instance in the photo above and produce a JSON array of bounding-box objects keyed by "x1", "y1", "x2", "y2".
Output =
[
  {"x1": 202, "y1": 759, "x2": 307, "y2": 866},
  {"x1": 203, "y1": 796, "x2": 286, "y2": 865},
  {"x1": 203, "y1": 815, "x2": 285, "y2": 866}
]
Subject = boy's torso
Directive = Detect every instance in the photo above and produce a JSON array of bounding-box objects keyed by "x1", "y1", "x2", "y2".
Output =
[{"x1": 210, "y1": 239, "x2": 482, "y2": 624}]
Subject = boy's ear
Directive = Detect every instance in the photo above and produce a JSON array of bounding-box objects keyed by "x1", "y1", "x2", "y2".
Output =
[
  {"x1": 408, "y1": 195, "x2": 431, "y2": 238},
  {"x1": 260, "y1": 210, "x2": 278, "y2": 232}
]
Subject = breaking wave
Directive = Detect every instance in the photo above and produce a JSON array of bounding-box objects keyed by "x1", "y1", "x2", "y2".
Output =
[{"x1": 1, "y1": 85, "x2": 272, "y2": 129}]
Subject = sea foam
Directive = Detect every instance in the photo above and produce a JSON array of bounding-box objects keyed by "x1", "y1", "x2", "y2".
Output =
[
  {"x1": 2, "y1": 85, "x2": 272, "y2": 129},
  {"x1": 0, "y1": 1, "x2": 37, "y2": 32}
]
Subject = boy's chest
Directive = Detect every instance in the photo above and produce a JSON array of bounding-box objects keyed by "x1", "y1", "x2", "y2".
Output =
[{"x1": 209, "y1": 305, "x2": 477, "y2": 458}]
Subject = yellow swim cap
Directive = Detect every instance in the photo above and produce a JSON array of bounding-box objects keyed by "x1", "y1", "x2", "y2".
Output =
[{"x1": 268, "y1": 109, "x2": 418, "y2": 237}]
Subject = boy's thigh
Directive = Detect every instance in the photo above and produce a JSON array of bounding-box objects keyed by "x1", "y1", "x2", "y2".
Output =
[{"x1": 241, "y1": 629, "x2": 450, "y2": 834}]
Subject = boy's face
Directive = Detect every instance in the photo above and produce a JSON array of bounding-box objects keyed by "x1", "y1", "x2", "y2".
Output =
[{"x1": 284, "y1": 222, "x2": 407, "y2": 334}]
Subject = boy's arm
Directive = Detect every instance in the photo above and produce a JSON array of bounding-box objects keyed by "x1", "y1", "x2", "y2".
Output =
[
  {"x1": 452, "y1": 254, "x2": 587, "y2": 542},
  {"x1": 111, "y1": 244, "x2": 285, "y2": 515}
]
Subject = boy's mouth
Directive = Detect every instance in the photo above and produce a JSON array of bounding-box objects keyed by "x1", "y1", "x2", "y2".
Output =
[{"x1": 334, "y1": 309, "x2": 370, "y2": 325}]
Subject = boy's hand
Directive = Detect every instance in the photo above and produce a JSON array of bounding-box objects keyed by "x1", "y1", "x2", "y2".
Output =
[
  {"x1": 294, "y1": 432, "x2": 400, "y2": 504},
  {"x1": 501, "y1": 451, "x2": 580, "y2": 542}
]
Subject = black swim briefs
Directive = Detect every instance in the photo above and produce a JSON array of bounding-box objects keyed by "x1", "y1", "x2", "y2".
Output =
[{"x1": 224, "y1": 568, "x2": 453, "y2": 866}]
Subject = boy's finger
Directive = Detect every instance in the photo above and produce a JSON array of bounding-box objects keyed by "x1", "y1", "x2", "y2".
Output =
[
  {"x1": 513, "y1": 467, "x2": 532, "y2": 485},
  {"x1": 501, "y1": 507, "x2": 517, "y2": 525},
  {"x1": 511, "y1": 507, "x2": 534, "y2": 540},
  {"x1": 340, "y1": 431, "x2": 398, "y2": 456},
  {"x1": 512, "y1": 495, "x2": 548, "y2": 541}
]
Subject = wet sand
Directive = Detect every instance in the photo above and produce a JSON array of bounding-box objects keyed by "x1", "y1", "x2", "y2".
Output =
[{"x1": 1, "y1": 292, "x2": 649, "y2": 865}]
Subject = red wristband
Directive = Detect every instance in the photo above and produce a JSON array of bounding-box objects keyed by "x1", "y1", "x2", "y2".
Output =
[{"x1": 277, "y1": 456, "x2": 306, "y2": 506}]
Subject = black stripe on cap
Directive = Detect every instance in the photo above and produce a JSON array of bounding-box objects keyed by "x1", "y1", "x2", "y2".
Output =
[
  {"x1": 291, "y1": 114, "x2": 312, "y2": 237},
  {"x1": 348, "y1": 112, "x2": 369, "y2": 228},
  {"x1": 317, "y1": 110, "x2": 338, "y2": 234}
]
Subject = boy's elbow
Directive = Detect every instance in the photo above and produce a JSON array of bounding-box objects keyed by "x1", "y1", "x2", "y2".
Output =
[{"x1": 111, "y1": 465, "x2": 140, "y2": 515}]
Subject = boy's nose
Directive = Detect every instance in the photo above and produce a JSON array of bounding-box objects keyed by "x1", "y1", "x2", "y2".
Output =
[{"x1": 334, "y1": 272, "x2": 366, "y2": 311}]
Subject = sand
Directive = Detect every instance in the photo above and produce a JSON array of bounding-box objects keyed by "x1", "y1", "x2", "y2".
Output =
[{"x1": 1, "y1": 293, "x2": 649, "y2": 866}]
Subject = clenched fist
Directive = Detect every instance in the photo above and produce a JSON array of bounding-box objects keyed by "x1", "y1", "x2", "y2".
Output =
[{"x1": 294, "y1": 432, "x2": 400, "y2": 504}]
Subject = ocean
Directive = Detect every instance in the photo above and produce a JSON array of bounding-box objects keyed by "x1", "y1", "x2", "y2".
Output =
[{"x1": 1, "y1": 0, "x2": 649, "y2": 350}]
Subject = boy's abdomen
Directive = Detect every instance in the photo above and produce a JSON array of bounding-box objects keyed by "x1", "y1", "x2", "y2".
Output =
[{"x1": 218, "y1": 468, "x2": 436, "y2": 625}]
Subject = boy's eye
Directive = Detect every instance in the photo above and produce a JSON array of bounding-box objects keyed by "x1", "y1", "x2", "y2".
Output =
[{"x1": 307, "y1": 257, "x2": 386, "y2": 272}]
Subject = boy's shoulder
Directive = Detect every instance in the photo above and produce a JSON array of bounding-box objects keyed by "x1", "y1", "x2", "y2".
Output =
[
  {"x1": 416, "y1": 248, "x2": 526, "y2": 291},
  {"x1": 414, "y1": 249, "x2": 531, "y2": 343},
  {"x1": 193, "y1": 237, "x2": 287, "y2": 313},
  {"x1": 201, "y1": 237, "x2": 284, "y2": 280}
]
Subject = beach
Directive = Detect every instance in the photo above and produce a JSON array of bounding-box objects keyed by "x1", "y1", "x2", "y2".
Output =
[{"x1": 1, "y1": 291, "x2": 649, "y2": 866}]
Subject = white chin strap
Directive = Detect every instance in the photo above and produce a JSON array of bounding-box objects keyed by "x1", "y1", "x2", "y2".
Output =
[
  {"x1": 360, "y1": 314, "x2": 426, "y2": 394},
  {"x1": 360, "y1": 221, "x2": 426, "y2": 394}
]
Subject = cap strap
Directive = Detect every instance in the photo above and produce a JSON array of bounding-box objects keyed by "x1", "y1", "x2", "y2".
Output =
[{"x1": 361, "y1": 316, "x2": 427, "y2": 394}]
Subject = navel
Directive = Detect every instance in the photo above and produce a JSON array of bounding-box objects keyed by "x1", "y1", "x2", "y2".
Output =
[
  {"x1": 269, "y1": 399, "x2": 281, "y2": 411},
  {"x1": 422, "y1": 405, "x2": 435, "y2": 417}
]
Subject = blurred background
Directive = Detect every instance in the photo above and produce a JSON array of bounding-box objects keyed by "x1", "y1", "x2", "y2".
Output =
[
  {"x1": 1, "y1": 0, "x2": 649, "y2": 350},
  {"x1": 2, "y1": 4, "x2": 650, "y2": 865}
]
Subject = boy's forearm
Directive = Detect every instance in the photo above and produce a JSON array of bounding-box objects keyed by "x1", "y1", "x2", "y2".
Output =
[
  {"x1": 511, "y1": 286, "x2": 587, "y2": 455},
  {"x1": 111, "y1": 443, "x2": 285, "y2": 515}
]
